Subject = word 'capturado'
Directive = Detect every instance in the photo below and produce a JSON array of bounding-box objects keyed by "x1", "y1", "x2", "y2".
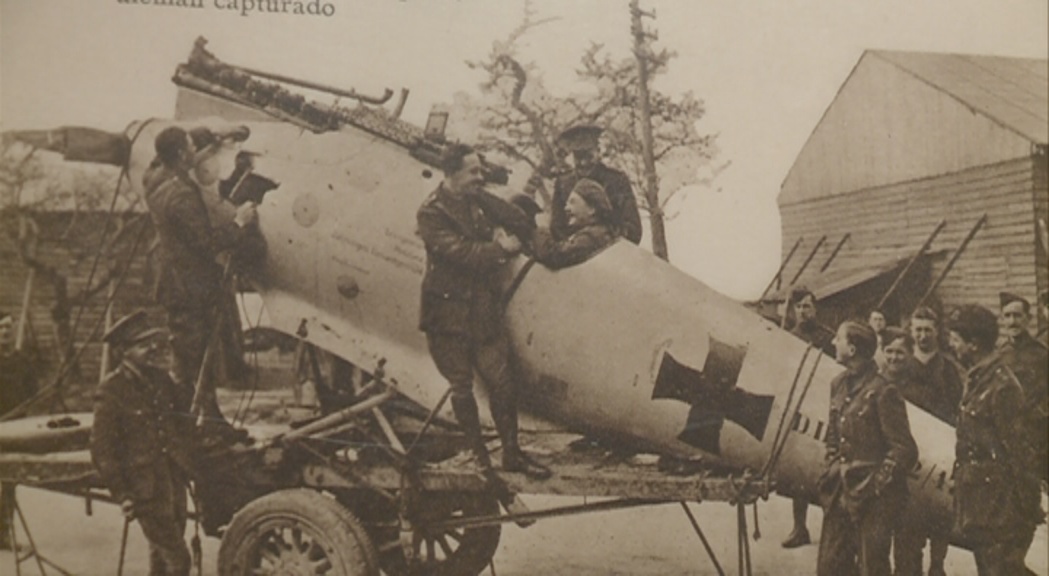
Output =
[{"x1": 116, "y1": 0, "x2": 336, "y2": 17}]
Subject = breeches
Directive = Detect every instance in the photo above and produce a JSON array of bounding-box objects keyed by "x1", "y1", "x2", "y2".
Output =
[
  {"x1": 971, "y1": 526, "x2": 1035, "y2": 576},
  {"x1": 137, "y1": 472, "x2": 190, "y2": 576},
  {"x1": 426, "y1": 331, "x2": 518, "y2": 436},
  {"x1": 817, "y1": 493, "x2": 903, "y2": 576}
]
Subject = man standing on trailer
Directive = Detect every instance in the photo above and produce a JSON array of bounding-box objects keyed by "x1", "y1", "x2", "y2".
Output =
[
  {"x1": 90, "y1": 310, "x2": 196, "y2": 576},
  {"x1": 417, "y1": 143, "x2": 551, "y2": 480},
  {"x1": 143, "y1": 125, "x2": 257, "y2": 441}
]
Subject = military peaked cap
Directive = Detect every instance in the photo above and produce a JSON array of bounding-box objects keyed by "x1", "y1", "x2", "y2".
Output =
[
  {"x1": 556, "y1": 125, "x2": 603, "y2": 151},
  {"x1": 103, "y1": 310, "x2": 164, "y2": 347},
  {"x1": 999, "y1": 291, "x2": 1030, "y2": 312}
]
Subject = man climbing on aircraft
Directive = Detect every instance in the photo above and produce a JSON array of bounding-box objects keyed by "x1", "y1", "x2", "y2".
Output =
[
  {"x1": 143, "y1": 126, "x2": 257, "y2": 443},
  {"x1": 417, "y1": 143, "x2": 552, "y2": 480}
]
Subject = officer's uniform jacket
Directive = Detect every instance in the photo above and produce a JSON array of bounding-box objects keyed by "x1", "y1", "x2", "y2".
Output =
[
  {"x1": 819, "y1": 359, "x2": 918, "y2": 516},
  {"x1": 90, "y1": 360, "x2": 194, "y2": 506},
  {"x1": 533, "y1": 223, "x2": 613, "y2": 270},
  {"x1": 900, "y1": 352, "x2": 964, "y2": 426},
  {"x1": 143, "y1": 162, "x2": 248, "y2": 310},
  {"x1": 552, "y1": 163, "x2": 642, "y2": 244},
  {"x1": 416, "y1": 185, "x2": 513, "y2": 341},
  {"x1": 953, "y1": 352, "x2": 1041, "y2": 540},
  {"x1": 999, "y1": 330, "x2": 1048, "y2": 481}
]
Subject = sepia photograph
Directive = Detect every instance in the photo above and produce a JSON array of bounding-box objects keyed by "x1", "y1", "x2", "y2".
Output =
[{"x1": 1, "y1": 1, "x2": 1047, "y2": 574}]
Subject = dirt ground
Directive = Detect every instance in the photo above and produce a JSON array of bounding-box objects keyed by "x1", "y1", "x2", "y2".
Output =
[{"x1": 3, "y1": 485, "x2": 1045, "y2": 575}]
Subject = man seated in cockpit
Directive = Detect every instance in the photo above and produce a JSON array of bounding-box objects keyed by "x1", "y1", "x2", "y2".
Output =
[{"x1": 532, "y1": 178, "x2": 615, "y2": 269}]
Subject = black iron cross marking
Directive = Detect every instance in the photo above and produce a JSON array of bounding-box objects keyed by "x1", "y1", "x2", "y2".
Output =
[{"x1": 652, "y1": 337, "x2": 774, "y2": 455}]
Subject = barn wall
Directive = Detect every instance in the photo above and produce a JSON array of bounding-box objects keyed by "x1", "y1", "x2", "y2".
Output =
[
  {"x1": 0, "y1": 211, "x2": 158, "y2": 412},
  {"x1": 780, "y1": 156, "x2": 1040, "y2": 322}
]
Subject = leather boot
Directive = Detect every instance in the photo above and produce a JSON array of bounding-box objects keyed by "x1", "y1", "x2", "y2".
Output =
[{"x1": 450, "y1": 395, "x2": 492, "y2": 470}]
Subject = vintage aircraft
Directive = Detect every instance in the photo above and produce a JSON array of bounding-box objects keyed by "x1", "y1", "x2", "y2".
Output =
[{"x1": 3, "y1": 38, "x2": 965, "y2": 575}]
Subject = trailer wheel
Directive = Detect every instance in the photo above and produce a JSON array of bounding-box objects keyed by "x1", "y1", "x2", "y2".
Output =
[
  {"x1": 218, "y1": 489, "x2": 379, "y2": 576},
  {"x1": 379, "y1": 492, "x2": 501, "y2": 576}
]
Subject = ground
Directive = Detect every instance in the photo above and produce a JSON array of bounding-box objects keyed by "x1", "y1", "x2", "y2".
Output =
[{"x1": 4, "y1": 486, "x2": 1046, "y2": 575}]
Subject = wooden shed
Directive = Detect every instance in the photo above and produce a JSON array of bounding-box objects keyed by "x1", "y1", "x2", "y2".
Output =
[{"x1": 772, "y1": 50, "x2": 1048, "y2": 331}]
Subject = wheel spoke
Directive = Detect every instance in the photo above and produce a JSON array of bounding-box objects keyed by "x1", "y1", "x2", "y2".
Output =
[
  {"x1": 311, "y1": 556, "x2": 333, "y2": 574},
  {"x1": 446, "y1": 529, "x2": 464, "y2": 543},
  {"x1": 437, "y1": 534, "x2": 454, "y2": 558},
  {"x1": 426, "y1": 537, "x2": 436, "y2": 562},
  {"x1": 292, "y1": 527, "x2": 305, "y2": 552}
]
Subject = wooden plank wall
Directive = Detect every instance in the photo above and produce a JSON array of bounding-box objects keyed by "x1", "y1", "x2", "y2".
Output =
[
  {"x1": 0, "y1": 211, "x2": 158, "y2": 412},
  {"x1": 780, "y1": 156, "x2": 1043, "y2": 329}
]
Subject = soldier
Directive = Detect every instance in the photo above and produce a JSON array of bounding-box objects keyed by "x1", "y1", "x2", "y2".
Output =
[
  {"x1": 947, "y1": 304, "x2": 1041, "y2": 576},
  {"x1": 904, "y1": 307, "x2": 964, "y2": 425},
  {"x1": 816, "y1": 321, "x2": 918, "y2": 576},
  {"x1": 997, "y1": 292, "x2": 1048, "y2": 483},
  {"x1": 550, "y1": 125, "x2": 642, "y2": 245},
  {"x1": 417, "y1": 143, "x2": 551, "y2": 480},
  {"x1": 143, "y1": 126, "x2": 257, "y2": 440},
  {"x1": 533, "y1": 178, "x2": 616, "y2": 270},
  {"x1": 783, "y1": 286, "x2": 834, "y2": 549},
  {"x1": 90, "y1": 310, "x2": 195, "y2": 576},
  {"x1": 0, "y1": 311, "x2": 39, "y2": 550},
  {"x1": 882, "y1": 327, "x2": 948, "y2": 576}
]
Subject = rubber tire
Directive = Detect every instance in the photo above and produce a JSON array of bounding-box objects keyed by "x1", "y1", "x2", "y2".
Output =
[
  {"x1": 218, "y1": 488, "x2": 379, "y2": 576},
  {"x1": 379, "y1": 492, "x2": 501, "y2": 576}
]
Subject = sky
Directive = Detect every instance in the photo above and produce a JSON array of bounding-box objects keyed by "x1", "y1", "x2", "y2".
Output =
[{"x1": 2, "y1": 0, "x2": 1046, "y2": 299}]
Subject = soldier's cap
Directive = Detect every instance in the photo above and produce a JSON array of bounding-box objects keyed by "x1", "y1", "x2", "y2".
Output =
[
  {"x1": 999, "y1": 291, "x2": 1030, "y2": 312},
  {"x1": 103, "y1": 310, "x2": 165, "y2": 347},
  {"x1": 556, "y1": 125, "x2": 603, "y2": 152},
  {"x1": 570, "y1": 178, "x2": 613, "y2": 217}
]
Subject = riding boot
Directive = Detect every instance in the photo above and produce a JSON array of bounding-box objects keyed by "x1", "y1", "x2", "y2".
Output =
[
  {"x1": 493, "y1": 403, "x2": 551, "y2": 480},
  {"x1": 450, "y1": 395, "x2": 492, "y2": 470}
]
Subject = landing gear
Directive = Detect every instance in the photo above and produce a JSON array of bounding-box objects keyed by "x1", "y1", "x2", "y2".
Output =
[{"x1": 217, "y1": 489, "x2": 379, "y2": 576}]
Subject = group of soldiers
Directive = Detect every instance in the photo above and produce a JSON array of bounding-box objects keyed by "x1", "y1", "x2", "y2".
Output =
[{"x1": 781, "y1": 286, "x2": 1047, "y2": 576}]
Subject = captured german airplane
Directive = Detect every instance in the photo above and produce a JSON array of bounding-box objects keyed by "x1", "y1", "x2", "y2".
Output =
[{"x1": 1, "y1": 38, "x2": 963, "y2": 576}]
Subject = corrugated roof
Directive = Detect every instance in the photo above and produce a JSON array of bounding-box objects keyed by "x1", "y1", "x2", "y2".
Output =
[{"x1": 872, "y1": 51, "x2": 1048, "y2": 144}]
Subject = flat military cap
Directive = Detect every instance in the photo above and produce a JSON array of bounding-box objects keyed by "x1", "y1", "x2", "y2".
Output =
[
  {"x1": 999, "y1": 291, "x2": 1030, "y2": 312},
  {"x1": 556, "y1": 125, "x2": 603, "y2": 151},
  {"x1": 102, "y1": 310, "x2": 164, "y2": 347}
]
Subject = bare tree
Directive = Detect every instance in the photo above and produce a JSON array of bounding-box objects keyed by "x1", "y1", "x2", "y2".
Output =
[
  {"x1": 452, "y1": 1, "x2": 720, "y2": 260},
  {"x1": 0, "y1": 144, "x2": 147, "y2": 411}
]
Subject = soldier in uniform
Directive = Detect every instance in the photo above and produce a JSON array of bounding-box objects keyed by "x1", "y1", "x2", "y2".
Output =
[
  {"x1": 881, "y1": 327, "x2": 949, "y2": 576},
  {"x1": 0, "y1": 311, "x2": 39, "y2": 550},
  {"x1": 997, "y1": 292, "x2": 1048, "y2": 483},
  {"x1": 783, "y1": 286, "x2": 834, "y2": 549},
  {"x1": 550, "y1": 125, "x2": 642, "y2": 245},
  {"x1": 417, "y1": 143, "x2": 551, "y2": 480},
  {"x1": 816, "y1": 321, "x2": 918, "y2": 576},
  {"x1": 947, "y1": 304, "x2": 1041, "y2": 576},
  {"x1": 143, "y1": 126, "x2": 257, "y2": 438},
  {"x1": 533, "y1": 178, "x2": 615, "y2": 270},
  {"x1": 90, "y1": 310, "x2": 196, "y2": 576}
]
